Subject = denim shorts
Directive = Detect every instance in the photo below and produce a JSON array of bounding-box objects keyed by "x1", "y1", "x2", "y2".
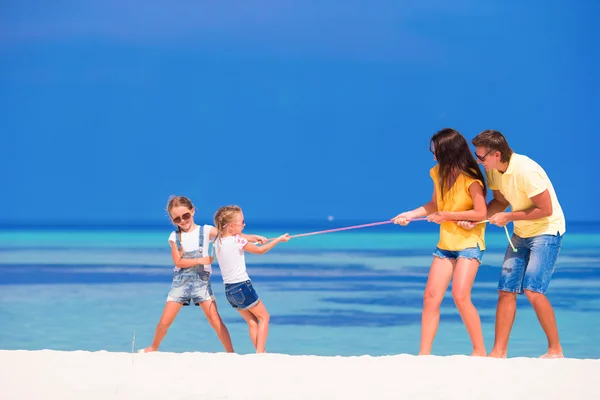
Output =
[
  {"x1": 167, "y1": 267, "x2": 214, "y2": 306},
  {"x1": 433, "y1": 244, "x2": 484, "y2": 263},
  {"x1": 225, "y1": 280, "x2": 260, "y2": 310},
  {"x1": 498, "y1": 233, "x2": 563, "y2": 295}
]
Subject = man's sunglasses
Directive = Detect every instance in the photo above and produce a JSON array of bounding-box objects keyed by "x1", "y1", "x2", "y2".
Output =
[
  {"x1": 172, "y1": 212, "x2": 191, "y2": 224},
  {"x1": 475, "y1": 149, "x2": 495, "y2": 162}
]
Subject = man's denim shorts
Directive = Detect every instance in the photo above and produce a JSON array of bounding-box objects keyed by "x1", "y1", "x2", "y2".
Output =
[
  {"x1": 167, "y1": 267, "x2": 214, "y2": 306},
  {"x1": 225, "y1": 280, "x2": 260, "y2": 310},
  {"x1": 498, "y1": 233, "x2": 563, "y2": 295},
  {"x1": 433, "y1": 244, "x2": 484, "y2": 263}
]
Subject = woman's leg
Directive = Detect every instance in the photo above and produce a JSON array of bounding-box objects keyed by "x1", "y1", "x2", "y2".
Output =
[
  {"x1": 452, "y1": 258, "x2": 486, "y2": 356},
  {"x1": 246, "y1": 301, "x2": 271, "y2": 353},
  {"x1": 420, "y1": 257, "x2": 454, "y2": 355},
  {"x1": 200, "y1": 300, "x2": 234, "y2": 353},
  {"x1": 237, "y1": 308, "x2": 259, "y2": 349},
  {"x1": 142, "y1": 301, "x2": 182, "y2": 352}
]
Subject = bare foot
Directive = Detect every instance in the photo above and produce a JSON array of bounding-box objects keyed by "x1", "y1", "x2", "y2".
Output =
[
  {"x1": 138, "y1": 347, "x2": 157, "y2": 353},
  {"x1": 471, "y1": 350, "x2": 487, "y2": 357},
  {"x1": 487, "y1": 350, "x2": 507, "y2": 358},
  {"x1": 539, "y1": 352, "x2": 564, "y2": 359}
]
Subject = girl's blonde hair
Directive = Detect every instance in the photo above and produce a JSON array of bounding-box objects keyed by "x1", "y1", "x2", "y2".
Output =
[
  {"x1": 166, "y1": 195, "x2": 194, "y2": 216},
  {"x1": 213, "y1": 205, "x2": 242, "y2": 236}
]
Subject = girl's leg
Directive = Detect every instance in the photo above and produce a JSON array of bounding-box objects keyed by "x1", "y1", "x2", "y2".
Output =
[
  {"x1": 237, "y1": 308, "x2": 259, "y2": 349},
  {"x1": 420, "y1": 257, "x2": 454, "y2": 355},
  {"x1": 451, "y1": 258, "x2": 486, "y2": 356},
  {"x1": 246, "y1": 301, "x2": 270, "y2": 353},
  {"x1": 143, "y1": 301, "x2": 182, "y2": 352},
  {"x1": 199, "y1": 300, "x2": 234, "y2": 353}
]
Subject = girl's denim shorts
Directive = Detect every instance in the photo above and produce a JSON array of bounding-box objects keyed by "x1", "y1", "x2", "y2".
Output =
[
  {"x1": 225, "y1": 280, "x2": 260, "y2": 310},
  {"x1": 167, "y1": 267, "x2": 214, "y2": 306}
]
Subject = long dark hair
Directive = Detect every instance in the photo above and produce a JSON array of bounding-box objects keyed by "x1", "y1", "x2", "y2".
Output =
[{"x1": 430, "y1": 128, "x2": 487, "y2": 199}]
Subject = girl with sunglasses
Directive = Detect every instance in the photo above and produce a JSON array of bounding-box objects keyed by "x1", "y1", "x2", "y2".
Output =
[
  {"x1": 392, "y1": 128, "x2": 488, "y2": 356},
  {"x1": 140, "y1": 196, "x2": 268, "y2": 353},
  {"x1": 213, "y1": 205, "x2": 290, "y2": 353}
]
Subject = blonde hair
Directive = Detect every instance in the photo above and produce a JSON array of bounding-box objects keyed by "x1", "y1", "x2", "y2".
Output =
[
  {"x1": 166, "y1": 195, "x2": 194, "y2": 216},
  {"x1": 213, "y1": 205, "x2": 242, "y2": 237}
]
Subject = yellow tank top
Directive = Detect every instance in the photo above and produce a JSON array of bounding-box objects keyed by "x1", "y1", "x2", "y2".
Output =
[{"x1": 430, "y1": 165, "x2": 486, "y2": 251}]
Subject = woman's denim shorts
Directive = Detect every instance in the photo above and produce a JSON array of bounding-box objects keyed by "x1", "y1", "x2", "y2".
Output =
[{"x1": 433, "y1": 244, "x2": 484, "y2": 263}]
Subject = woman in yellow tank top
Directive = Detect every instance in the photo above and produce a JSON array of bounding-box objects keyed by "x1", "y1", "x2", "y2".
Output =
[{"x1": 393, "y1": 128, "x2": 488, "y2": 356}]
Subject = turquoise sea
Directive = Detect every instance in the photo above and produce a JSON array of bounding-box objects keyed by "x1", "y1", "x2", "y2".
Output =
[{"x1": 1, "y1": 221, "x2": 599, "y2": 358}]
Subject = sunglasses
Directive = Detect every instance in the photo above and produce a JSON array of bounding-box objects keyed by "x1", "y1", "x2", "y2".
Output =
[
  {"x1": 233, "y1": 220, "x2": 245, "y2": 226},
  {"x1": 225, "y1": 220, "x2": 245, "y2": 227},
  {"x1": 474, "y1": 149, "x2": 494, "y2": 162},
  {"x1": 172, "y1": 212, "x2": 191, "y2": 224}
]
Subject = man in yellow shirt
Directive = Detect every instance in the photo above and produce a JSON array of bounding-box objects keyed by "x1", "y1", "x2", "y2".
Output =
[{"x1": 469, "y1": 130, "x2": 565, "y2": 358}]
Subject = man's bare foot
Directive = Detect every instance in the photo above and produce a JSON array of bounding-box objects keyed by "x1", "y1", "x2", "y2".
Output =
[
  {"x1": 138, "y1": 347, "x2": 157, "y2": 353},
  {"x1": 539, "y1": 352, "x2": 564, "y2": 359},
  {"x1": 471, "y1": 350, "x2": 487, "y2": 357}
]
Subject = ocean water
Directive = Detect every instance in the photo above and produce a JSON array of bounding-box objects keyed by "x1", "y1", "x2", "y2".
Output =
[{"x1": 1, "y1": 221, "x2": 599, "y2": 359}]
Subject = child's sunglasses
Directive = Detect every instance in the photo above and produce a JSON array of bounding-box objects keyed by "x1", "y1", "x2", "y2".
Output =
[{"x1": 172, "y1": 212, "x2": 191, "y2": 224}]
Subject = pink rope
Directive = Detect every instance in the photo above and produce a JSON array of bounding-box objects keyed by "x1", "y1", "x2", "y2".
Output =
[
  {"x1": 277, "y1": 217, "x2": 516, "y2": 252},
  {"x1": 284, "y1": 217, "x2": 428, "y2": 239}
]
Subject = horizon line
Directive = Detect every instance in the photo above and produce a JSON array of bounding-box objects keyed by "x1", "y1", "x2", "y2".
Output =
[{"x1": 0, "y1": 218, "x2": 597, "y2": 231}]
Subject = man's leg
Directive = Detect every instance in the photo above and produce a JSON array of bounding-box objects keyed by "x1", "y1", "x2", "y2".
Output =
[
  {"x1": 524, "y1": 291, "x2": 562, "y2": 357},
  {"x1": 522, "y1": 233, "x2": 563, "y2": 358},
  {"x1": 489, "y1": 290, "x2": 517, "y2": 358},
  {"x1": 489, "y1": 235, "x2": 527, "y2": 358}
]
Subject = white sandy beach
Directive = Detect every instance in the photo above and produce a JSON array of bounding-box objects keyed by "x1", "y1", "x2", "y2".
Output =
[{"x1": 1, "y1": 350, "x2": 599, "y2": 400}]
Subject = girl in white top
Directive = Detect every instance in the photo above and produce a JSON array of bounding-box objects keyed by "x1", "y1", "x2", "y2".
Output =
[
  {"x1": 213, "y1": 205, "x2": 290, "y2": 353},
  {"x1": 140, "y1": 196, "x2": 267, "y2": 353}
]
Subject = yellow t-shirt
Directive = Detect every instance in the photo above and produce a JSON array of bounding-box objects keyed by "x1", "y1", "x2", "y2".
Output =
[
  {"x1": 430, "y1": 165, "x2": 486, "y2": 251},
  {"x1": 486, "y1": 153, "x2": 565, "y2": 238}
]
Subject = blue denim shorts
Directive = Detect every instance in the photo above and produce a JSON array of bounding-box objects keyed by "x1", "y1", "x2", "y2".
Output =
[
  {"x1": 225, "y1": 280, "x2": 260, "y2": 310},
  {"x1": 433, "y1": 244, "x2": 484, "y2": 263},
  {"x1": 498, "y1": 233, "x2": 563, "y2": 295},
  {"x1": 167, "y1": 267, "x2": 214, "y2": 306}
]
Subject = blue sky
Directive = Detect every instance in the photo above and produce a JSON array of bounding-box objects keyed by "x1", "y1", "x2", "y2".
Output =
[{"x1": 1, "y1": 1, "x2": 598, "y2": 224}]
